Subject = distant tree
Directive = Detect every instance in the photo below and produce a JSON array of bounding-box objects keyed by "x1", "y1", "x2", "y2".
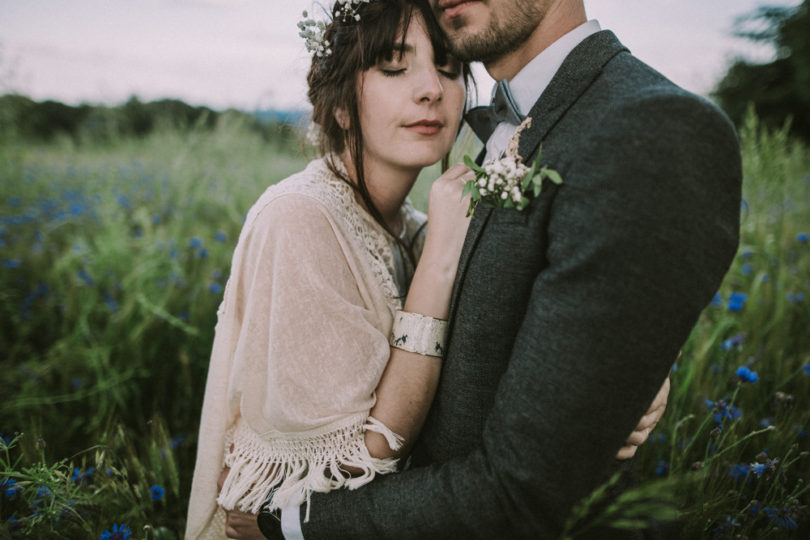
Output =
[{"x1": 713, "y1": 0, "x2": 810, "y2": 141}]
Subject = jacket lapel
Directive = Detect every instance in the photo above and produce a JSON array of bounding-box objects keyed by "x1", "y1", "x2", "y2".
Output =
[
  {"x1": 519, "y1": 30, "x2": 628, "y2": 160},
  {"x1": 447, "y1": 32, "x2": 629, "y2": 329}
]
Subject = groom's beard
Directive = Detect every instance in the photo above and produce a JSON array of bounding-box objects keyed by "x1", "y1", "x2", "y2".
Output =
[{"x1": 442, "y1": 0, "x2": 545, "y2": 65}]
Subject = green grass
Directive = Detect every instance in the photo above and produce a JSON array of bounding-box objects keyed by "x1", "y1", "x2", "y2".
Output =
[{"x1": 0, "y1": 111, "x2": 808, "y2": 538}]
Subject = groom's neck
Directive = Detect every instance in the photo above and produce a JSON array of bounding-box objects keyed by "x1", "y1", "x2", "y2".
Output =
[{"x1": 485, "y1": 1, "x2": 586, "y2": 82}]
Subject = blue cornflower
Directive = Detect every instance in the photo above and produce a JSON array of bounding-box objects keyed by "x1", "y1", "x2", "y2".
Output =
[
  {"x1": 798, "y1": 232, "x2": 808, "y2": 244},
  {"x1": 654, "y1": 461, "x2": 668, "y2": 476},
  {"x1": 69, "y1": 202, "x2": 84, "y2": 216},
  {"x1": 71, "y1": 467, "x2": 95, "y2": 483},
  {"x1": 729, "y1": 464, "x2": 750, "y2": 482},
  {"x1": 198, "y1": 248, "x2": 209, "y2": 259},
  {"x1": 786, "y1": 292, "x2": 805, "y2": 303},
  {"x1": 215, "y1": 230, "x2": 227, "y2": 243},
  {"x1": 735, "y1": 365, "x2": 759, "y2": 383},
  {"x1": 727, "y1": 292, "x2": 747, "y2": 312},
  {"x1": 8, "y1": 196, "x2": 21, "y2": 206},
  {"x1": 2, "y1": 259, "x2": 21, "y2": 269},
  {"x1": 189, "y1": 237, "x2": 203, "y2": 249},
  {"x1": 706, "y1": 399, "x2": 741, "y2": 422},
  {"x1": 36, "y1": 486, "x2": 51, "y2": 499},
  {"x1": 7, "y1": 515, "x2": 19, "y2": 531},
  {"x1": 104, "y1": 292, "x2": 119, "y2": 313},
  {"x1": 150, "y1": 484, "x2": 165, "y2": 501},
  {"x1": 750, "y1": 463, "x2": 768, "y2": 477},
  {"x1": 100, "y1": 523, "x2": 132, "y2": 540},
  {"x1": 117, "y1": 195, "x2": 131, "y2": 209},
  {"x1": 741, "y1": 264, "x2": 752, "y2": 275},
  {"x1": 710, "y1": 293, "x2": 724, "y2": 307},
  {"x1": 720, "y1": 333, "x2": 744, "y2": 351},
  {"x1": 740, "y1": 248, "x2": 753, "y2": 260},
  {"x1": 209, "y1": 283, "x2": 223, "y2": 294},
  {"x1": 152, "y1": 214, "x2": 161, "y2": 224},
  {"x1": 803, "y1": 364, "x2": 810, "y2": 376},
  {"x1": 2, "y1": 478, "x2": 21, "y2": 499},
  {"x1": 711, "y1": 515, "x2": 740, "y2": 538},
  {"x1": 759, "y1": 418, "x2": 774, "y2": 428},
  {"x1": 761, "y1": 273, "x2": 770, "y2": 282},
  {"x1": 72, "y1": 378, "x2": 83, "y2": 389},
  {"x1": 764, "y1": 506, "x2": 798, "y2": 530},
  {"x1": 77, "y1": 268, "x2": 95, "y2": 286},
  {"x1": 749, "y1": 502, "x2": 762, "y2": 515},
  {"x1": 169, "y1": 435, "x2": 185, "y2": 449}
]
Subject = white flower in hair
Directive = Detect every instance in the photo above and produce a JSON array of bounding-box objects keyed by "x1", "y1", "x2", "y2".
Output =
[{"x1": 299, "y1": 0, "x2": 373, "y2": 58}]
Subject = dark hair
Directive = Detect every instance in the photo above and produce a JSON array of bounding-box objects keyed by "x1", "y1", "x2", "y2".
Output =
[{"x1": 307, "y1": 0, "x2": 474, "y2": 248}]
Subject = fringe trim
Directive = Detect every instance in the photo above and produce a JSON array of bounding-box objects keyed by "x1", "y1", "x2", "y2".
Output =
[{"x1": 216, "y1": 416, "x2": 404, "y2": 522}]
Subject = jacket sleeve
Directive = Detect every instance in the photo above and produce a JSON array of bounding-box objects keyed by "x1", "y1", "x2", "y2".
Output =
[{"x1": 299, "y1": 93, "x2": 741, "y2": 538}]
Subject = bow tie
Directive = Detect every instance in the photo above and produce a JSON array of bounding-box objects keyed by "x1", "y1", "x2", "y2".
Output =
[{"x1": 464, "y1": 79, "x2": 525, "y2": 143}]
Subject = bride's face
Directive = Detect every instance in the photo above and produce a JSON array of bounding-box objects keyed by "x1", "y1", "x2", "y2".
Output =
[{"x1": 355, "y1": 14, "x2": 465, "y2": 174}]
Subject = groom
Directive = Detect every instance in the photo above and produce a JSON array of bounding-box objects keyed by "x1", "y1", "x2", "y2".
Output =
[{"x1": 265, "y1": 0, "x2": 741, "y2": 537}]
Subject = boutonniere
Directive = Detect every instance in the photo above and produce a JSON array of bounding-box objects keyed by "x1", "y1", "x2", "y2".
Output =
[{"x1": 462, "y1": 117, "x2": 563, "y2": 216}]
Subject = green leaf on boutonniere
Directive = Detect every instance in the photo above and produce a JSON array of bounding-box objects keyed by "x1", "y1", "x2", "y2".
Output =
[{"x1": 460, "y1": 118, "x2": 563, "y2": 216}]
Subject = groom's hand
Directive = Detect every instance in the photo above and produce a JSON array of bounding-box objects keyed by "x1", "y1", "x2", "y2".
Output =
[
  {"x1": 217, "y1": 466, "x2": 264, "y2": 539},
  {"x1": 616, "y1": 374, "x2": 670, "y2": 459}
]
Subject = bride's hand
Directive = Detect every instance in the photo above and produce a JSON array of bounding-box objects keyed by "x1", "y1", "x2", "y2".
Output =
[
  {"x1": 421, "y1": 163, "x2": 474, "y2": 274},
  {"x1": 616, "y1": 374, "x2": 671, "y2": 460},
  {"x1": 217, "y1": 467, "x2": 264, "y2": 540}
]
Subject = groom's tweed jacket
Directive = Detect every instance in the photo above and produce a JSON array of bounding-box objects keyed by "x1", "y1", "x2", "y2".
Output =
[{"x1": 301, "y1": 31, "x2": 741, "y2": 539}]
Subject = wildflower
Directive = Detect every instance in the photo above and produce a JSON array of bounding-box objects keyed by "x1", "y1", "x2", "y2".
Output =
[
  {"x1": 654, "y1": 461, "x2": 669, "y2": 476},
  {"x1": 198, "y1": 248, "x2": 209, "y2": 259},
  {"x1": 72, "y1": 378, "x2": 83, "y2": 389},
  {"x1": 741, "y1": 264, "x2": 752, "y2": 275},
  {"x1": 77, "y1": 268, "x2": 95, "y2": 286},
  {"x1": 215, "y1": 230, "x2": 227, "y2": 243},
  {"x1": 748, "y1": 501, "x2": 762, "y2": 515},
  {"x1": 209, "y1": 283, "x2": 223, "y2": 294},
  {"x1": 795, "y1": 425, "x2": 808, "y2": 439},
  {"x1": 786, "y1": 292, "x2": 805, "y2": 303},
  {"x1": 36, "y1": 486, "x2": 52, "y2": 499},
  {"x1": 189, "y1": 237, "x2": 203, "y2": 249},
  {"x1": 710, "y1": 293, "x2": 723, "y2": 307},
  {"x1": 759, "y1": 417, "x2": 774, "y2": 428},
  {"x1": 711, "y1": 515, "x2": 739, "y2": 538},
  {"x1": 104, "y1": 292, "x2": 119, "y2": 313},
  {"x1": 152, "y1": 214, "x2": 161, "y2": 224},
  {"x1": 169, "y1": 435, "x2": 185, "y2": 449},
  {"x1": 150, "y1": 484, "x2": 165, "y2": 501},
  {"x1": 100, "y1": 523, "x2": 132, "y2": 540},
  {"x1": 740, "y1": 248, "x2": 753, "y2": 260},
  {"x1": 735, "y1": 365, "x2": 759, "y2": 383},
  {"x1": 2, "y1": 259, "x2": 22, "y2": 269},
  {"x1": 798, "y1": 232, "x2": 808, "y2": 244},
  {"x1": 2, "y1": 478, "x2": 21, "y2": 499},
  {"x1": 750, "y1": 463, "x2": 768, "y2": 477},
  {"x1": 720, "y1": 333, "x2": 744, "y2": 351},
  {"x1": 7, "y1": 515, "x2": 19, "y2": 531},
  {"x1": 727, "y1": 292, "x2": 747, "y2": 312},
  {"x1": 117, "y1": 195, "x2": 131, "y2": 209},
  {"x1": 803, "y1": 364, "x2": 810, "y2": 376},
  {"x1": 729, "y1": 464, "x2": 750, "y2": 482},
  {"x1": 763, "y1": 506, "x2": 798, "y2": 530},
  {"x1": 706, "y1": 399, "x2": 741, "y2": 422},
  {"x1": 71, "y1": 467, "x2": 95, "y2": 484}
]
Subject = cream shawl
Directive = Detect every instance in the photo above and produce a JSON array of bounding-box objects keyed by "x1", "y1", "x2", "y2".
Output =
[{"x1": 185, "y1": 157, "x2": 425, "y2": 539}]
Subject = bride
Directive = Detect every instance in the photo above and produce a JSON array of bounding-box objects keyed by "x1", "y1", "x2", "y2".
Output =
[{"x1": 185, "y1": 1, "x2": 666, "y2": 538}]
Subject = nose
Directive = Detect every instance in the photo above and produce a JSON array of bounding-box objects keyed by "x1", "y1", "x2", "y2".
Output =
[{"x1": 415, "y1": 66, "x2": 444, "y2": 103}]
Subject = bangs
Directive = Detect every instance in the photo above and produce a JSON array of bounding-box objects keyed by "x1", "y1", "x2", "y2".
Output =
[{"x1": 356, "y1": 1, "x2": 452, "y2": 69}]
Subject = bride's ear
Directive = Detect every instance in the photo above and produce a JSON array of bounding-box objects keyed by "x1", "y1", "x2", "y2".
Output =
[{"x1": 334, "y1": 108, "x2": 350, "y2": 131}]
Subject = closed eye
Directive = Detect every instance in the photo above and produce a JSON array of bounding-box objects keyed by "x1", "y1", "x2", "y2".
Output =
[{"x1": 381, "y1": 68, "x2": 407, "y2": 77}]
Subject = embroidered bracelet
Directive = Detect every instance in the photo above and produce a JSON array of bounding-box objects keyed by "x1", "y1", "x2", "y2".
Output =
[{"x1": 389, "y1": 311, "x2": 448, "y2": 358}]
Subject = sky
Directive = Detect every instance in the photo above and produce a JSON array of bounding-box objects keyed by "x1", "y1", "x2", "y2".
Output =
[{"x1": 0, "y1": 0, "x2": 798, "y2": 112}]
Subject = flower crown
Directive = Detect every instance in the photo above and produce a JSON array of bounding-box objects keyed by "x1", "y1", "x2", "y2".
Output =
[{"x1": 298, "y1": 0, "x2": 373, "y2": 57}]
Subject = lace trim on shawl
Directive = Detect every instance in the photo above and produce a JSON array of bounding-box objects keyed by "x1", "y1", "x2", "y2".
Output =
[
  {"x1": 217, "y1": 415, "x2": 404, "y2": 521},
  {"x1": 266, "y1": 156, "x2": 407, "y2": 314}
]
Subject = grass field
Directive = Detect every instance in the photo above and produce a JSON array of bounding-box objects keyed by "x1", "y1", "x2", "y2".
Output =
[{"x1": 0, "y1": 112, "x2": 808, "y2": 538}]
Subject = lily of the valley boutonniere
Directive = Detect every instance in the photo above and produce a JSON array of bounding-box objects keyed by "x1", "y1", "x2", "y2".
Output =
[{"x1": 462, "y1": 117, "x2": 563, "y2": 216}]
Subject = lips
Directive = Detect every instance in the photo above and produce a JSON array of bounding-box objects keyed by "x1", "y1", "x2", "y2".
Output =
[
  {"x1": 404, "y1": 119, "x2": 444, "y2": 136},
  {"x1": 437, "y1": 0, "x2": 477, "y2": 19}
]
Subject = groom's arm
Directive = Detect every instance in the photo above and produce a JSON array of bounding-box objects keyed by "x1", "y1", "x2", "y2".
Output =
[{"x1": 297, "y1": 93, "x2": 741, "y2": 539}]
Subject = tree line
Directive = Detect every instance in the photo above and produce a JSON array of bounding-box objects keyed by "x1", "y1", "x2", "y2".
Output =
[{"x1": 0, "y1": 94, "x2": 305, "y2": 144}]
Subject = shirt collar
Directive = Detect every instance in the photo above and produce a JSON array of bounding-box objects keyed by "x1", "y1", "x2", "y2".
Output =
[{"x1": 504, "y1": 19, "x2": 601, "y2": 116}]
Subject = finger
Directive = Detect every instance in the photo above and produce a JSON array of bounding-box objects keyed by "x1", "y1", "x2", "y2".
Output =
[
  {"x1": 626, "y1": 426, "x2": 652, "y2": 446},
  {"x1": 615, "y1": 444, "x2": 638, "y2": 460}
]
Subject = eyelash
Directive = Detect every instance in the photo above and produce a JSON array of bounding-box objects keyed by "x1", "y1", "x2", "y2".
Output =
[{"x1": 381, "y1": 68, "x2": 459, "y2": 79}]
